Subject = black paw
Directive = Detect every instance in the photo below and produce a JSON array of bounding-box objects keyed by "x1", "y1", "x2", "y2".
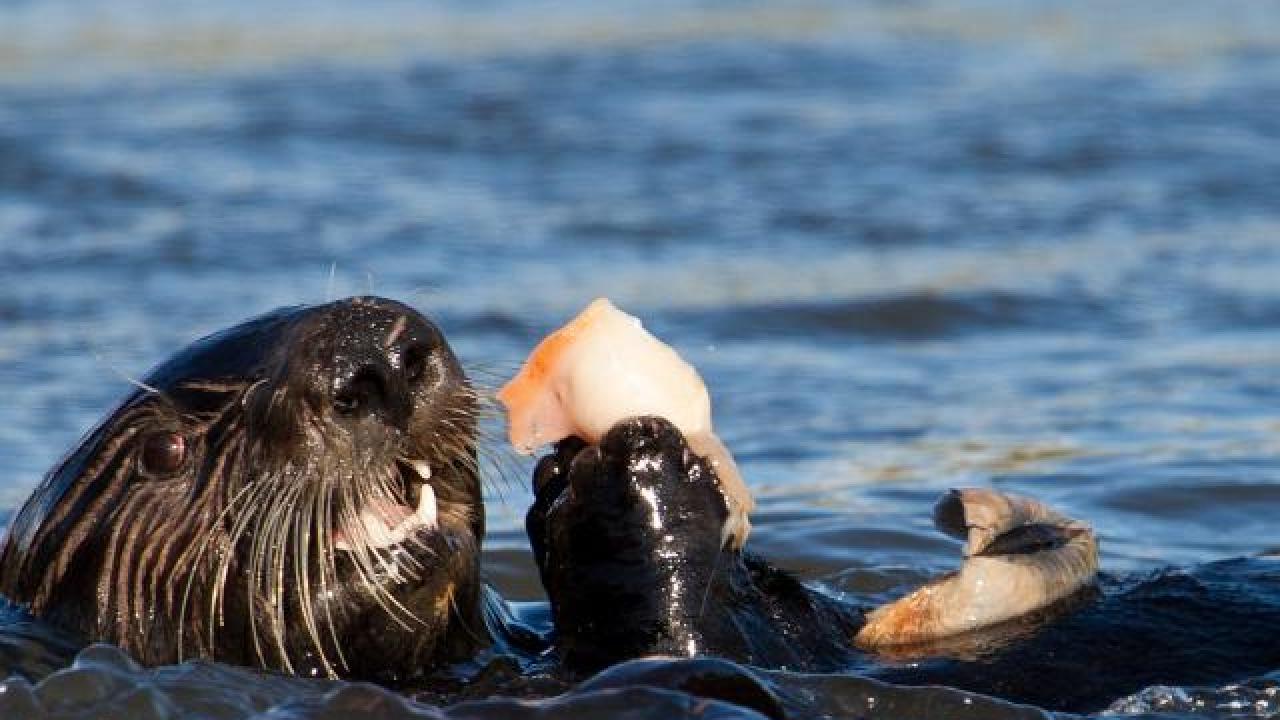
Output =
[
  {"x1": 527, "y1": 417, "x2": 730, "y2": 571},
  {"x1": 524, "y1": 416, "x2": 733, "y2": 672}
]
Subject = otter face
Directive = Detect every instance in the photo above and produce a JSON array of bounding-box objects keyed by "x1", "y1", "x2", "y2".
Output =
[{"x1": 0, "y1": 297, "x2": 486, "y2": 682}]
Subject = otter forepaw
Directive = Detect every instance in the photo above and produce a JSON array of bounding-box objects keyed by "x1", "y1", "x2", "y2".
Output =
[
  {"x1": 524, "y1": 416, "x2": 739, "y2": 671},
  {"x1": 527, "y1": 416, "x2": 733, "y2": 565}
]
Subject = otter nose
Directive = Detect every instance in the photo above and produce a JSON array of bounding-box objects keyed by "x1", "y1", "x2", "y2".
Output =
[{"x1": 332, "y1": 352, "x2": 414, "y2": 430}]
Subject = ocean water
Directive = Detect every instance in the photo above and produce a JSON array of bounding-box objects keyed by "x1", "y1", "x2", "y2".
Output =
[{"x1": 2, "y1": 0, "x2": 1280, "y2": 717}]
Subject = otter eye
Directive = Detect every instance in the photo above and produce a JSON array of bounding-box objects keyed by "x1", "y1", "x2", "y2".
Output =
[
  {"x1": 403, "y1": 345, "x2": 431, "y2": 385},
  {"x1": 139, "y1": 432, "x2": 187, "y2": 477}
]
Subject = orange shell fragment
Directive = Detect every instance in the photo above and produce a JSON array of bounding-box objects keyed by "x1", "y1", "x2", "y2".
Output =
[{"x1": 498, "y1": 298, "x2": 754, "y2": 547}]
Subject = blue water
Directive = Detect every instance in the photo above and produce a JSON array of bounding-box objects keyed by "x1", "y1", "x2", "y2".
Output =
[{"x1": 2, "y1": 0, "x2": 1280, "y2": 717}]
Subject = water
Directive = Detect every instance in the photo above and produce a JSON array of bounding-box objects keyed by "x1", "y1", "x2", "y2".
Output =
[{"x1": 2, "y1": 0, "x2": 1280, "y2": 716}]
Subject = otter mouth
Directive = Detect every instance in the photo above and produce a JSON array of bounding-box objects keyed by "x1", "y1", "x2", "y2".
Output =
[{"x1": 333, "y1": 459, "x2": 438, "y2": 552}]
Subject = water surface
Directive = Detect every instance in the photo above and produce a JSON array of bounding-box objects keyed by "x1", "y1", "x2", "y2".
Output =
[{"x1": 2, "y1": 1, "x2": 1280, "y2": 717}]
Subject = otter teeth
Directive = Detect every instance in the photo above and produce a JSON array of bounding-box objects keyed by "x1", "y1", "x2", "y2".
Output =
[
  {"x1": 410, "y1": 460, "x2": 432, "y2": 481},
  {"x1": 333, "y1": 461, "x2": 438, "y2": 552},
  {"x1": 407, "y1": 460, "x2": 436, "y2": 531},
  {"x1": 415, "y1": 482, "x2": 437, "y2": 528}
]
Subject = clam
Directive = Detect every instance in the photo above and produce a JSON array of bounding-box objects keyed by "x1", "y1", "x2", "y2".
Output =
[{"x1": 856, "y1": 488, "x2": 1098, "y2": 648}]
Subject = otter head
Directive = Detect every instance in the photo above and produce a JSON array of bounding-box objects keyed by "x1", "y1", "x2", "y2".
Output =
[{"x1": 0, "y1": 297, "x2": 486, "y2": 682}]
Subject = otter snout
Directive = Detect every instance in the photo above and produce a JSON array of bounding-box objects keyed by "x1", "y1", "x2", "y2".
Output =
[
  {"x1": 311, "y1": 298, "x2": 448, "y2": 429},
  {"x1": 329, "y1": 332, "x2": 417, "y2": 432},
  {"x1": 243, "y1": 297, "x2": 462, "y2": 450}
]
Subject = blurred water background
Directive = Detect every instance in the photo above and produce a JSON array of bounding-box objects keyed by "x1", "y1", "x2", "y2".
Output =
[{"x1": 2, "y1": 0, "x2": 1280, "y2": 717}]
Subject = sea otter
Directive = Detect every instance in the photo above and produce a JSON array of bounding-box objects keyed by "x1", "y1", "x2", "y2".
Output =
[{"x1": 2, "y1": 296, "x2": 1279, "y2": 714}]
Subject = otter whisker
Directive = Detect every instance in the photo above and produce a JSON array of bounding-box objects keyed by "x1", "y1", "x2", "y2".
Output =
[
  {"x1": 231, "y1": 466, "x2": 288, "y2": 670},
  {"x1": 315, "y1": 469, "x2": 349, "y2": 674},
  {"x1": 360, "y1": 498, "x2": 425, "y2": 626},
  {"x1": 155, "y1": 413, "x2": 239, "y2": 631},
  {"x1": 335, "y1": 462, "x2": 428, "y2": 632},
  {"x1": 93, "y1": 352, "x2": 166, "y2": 398},
  {"x1": 248, "y1": 483, "x2": 275, "y2": 667},
  {"x1": 178, "y1": 428, "x2": 255, "y2": 660},
  {"x1": 336, "y1": 469, "x2": 390, "y2": 614},
  {"x1": 292, "y1": 475, "x2": 323, "y2": 675},
  {"x1": 447, "y1": 585, "x2": 487, "y2": 647},
  {"x1": 261, "y1": 466, "x2": 309, "y2": 674},
  {"x1": 239, "y1": 377, "x2": 270, "y2": 410},
  {"x1": 290, "y1": 466, "x2": 339, "y2": 676}
]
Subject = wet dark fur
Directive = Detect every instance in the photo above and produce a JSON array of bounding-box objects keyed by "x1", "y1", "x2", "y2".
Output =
[
  {"x1": 4, "y1": 297, "x2": 1280, "y2": 714},
  {"x1": 0, "y1": 298, "x2": 489, "y2": 682}
]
